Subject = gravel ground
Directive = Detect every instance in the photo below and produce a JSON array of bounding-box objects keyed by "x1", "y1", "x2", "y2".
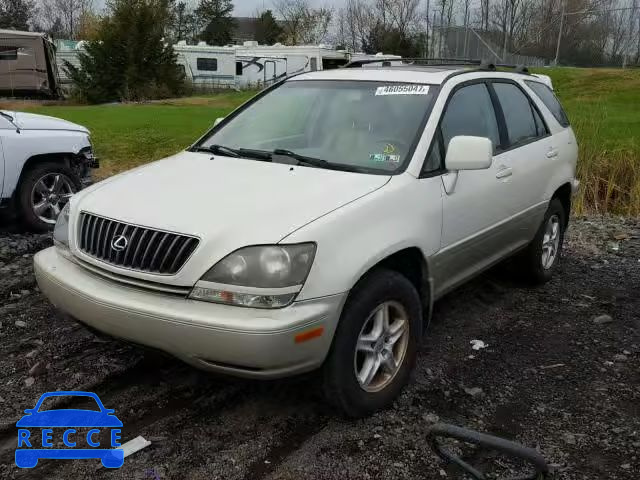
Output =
[{"x1": 0, "y1": 216, "x2": 638, "y2": 480}]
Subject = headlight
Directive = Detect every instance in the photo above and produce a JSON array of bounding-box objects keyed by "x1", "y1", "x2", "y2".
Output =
[
  {"x1": 53, "y1": 202, "x2": 71, "y2": 248},
  {"x1": 188, "y1": 243, "x2": 316, "y2": 308}
]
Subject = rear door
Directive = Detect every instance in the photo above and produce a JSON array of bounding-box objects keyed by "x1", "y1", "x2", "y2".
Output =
[{"x1": 489, "y1": 81, "x2": 555, "y2": 242}]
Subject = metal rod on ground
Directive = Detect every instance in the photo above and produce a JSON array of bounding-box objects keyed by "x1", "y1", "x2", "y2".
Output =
[{"x1": 554, "y1": 0, "x2": 566, "y2": 66}]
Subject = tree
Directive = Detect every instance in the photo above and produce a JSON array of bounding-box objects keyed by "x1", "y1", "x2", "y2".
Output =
[
  {"x1": 274, "y1": 0, "x2": 333, "y2": 45},
  {"x1": 363, "y1": 21, "x2": 422, "y2": 56},
  {"x1": 196, "y1": 0, "x2": 235, "y2": 46},
  {"x1": 172, "y1": 1, "x2": 188, "y2": 42},
  {"x1": 255, "y1": 9, "x2": 283, "y2": 45},
  {"x1": 65, "y1": 0, "x2": 184, "y2": 103},
  {"x1": 40, "y1": 0, "x2": 94, "y2": 39},
  {"x1": 0, "y1": 0, "x2": 36, "y2": 30}
]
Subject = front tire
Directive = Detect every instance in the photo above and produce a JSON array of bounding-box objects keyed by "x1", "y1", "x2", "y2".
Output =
[
  {"x1": 323, "y1": 269, "x2": 422, "y2": 418},
  {"x1": 517, "y1": 198, "x2": 566, "y2": 284},
  {"x1": 17, "y1": 162, "x2": 81, "y2": 232}
]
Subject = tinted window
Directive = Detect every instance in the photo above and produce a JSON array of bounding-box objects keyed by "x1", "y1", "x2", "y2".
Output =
[
  {"x1": 526, "y1": 80, "x2": 570, "y2": 127},
  {"x1": 0, "y1": 46, "x2": 18, "y2": 60},
  {"x1": 441, "y1": 83, "x2": 500, "y2": 153},
  {"x1": 197, "y1": 58, "x2": 218, "y2": 71},
  {"x1": 493, "y1": 83, "x2": 540, "y2": 146}
]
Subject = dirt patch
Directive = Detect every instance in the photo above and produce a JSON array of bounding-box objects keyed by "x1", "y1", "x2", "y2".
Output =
[{"x1": 0, "y1": 216, "x2": 638, "y2": 479}]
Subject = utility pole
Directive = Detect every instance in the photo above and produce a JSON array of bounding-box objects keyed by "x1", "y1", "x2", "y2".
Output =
[{"x1": 554, "y1": 0, "x2": 566, "y2": 66}]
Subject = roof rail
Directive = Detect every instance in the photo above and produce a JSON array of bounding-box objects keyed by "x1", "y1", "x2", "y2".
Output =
[{"x1": 343, "y1": 57, "x2": 531, "y2": 75}]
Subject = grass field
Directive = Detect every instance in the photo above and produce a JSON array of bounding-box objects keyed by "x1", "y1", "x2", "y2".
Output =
[{"x1": 4, "y1": 68, "x2": 639, "y2": 215}]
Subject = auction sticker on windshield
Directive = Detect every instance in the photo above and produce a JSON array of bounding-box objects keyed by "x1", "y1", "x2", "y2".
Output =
[{"x1": 375, "y1": 85, "x2": 429, "y2": 95}]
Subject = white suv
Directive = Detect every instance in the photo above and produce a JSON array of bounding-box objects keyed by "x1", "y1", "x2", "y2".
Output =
[
  {"x1": 0, "y1": 110, "x2": 95, "y2": 231},
  {"x1": 34, "y1": 64, "x2": 578, "y2": 417}
]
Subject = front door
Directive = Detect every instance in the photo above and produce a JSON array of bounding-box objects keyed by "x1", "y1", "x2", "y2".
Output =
[{"x1": 430, "y1": 82, "x2": 520, "y2": 296}]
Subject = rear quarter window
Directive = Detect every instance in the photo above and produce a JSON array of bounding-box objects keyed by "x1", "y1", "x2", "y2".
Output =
[{"x1": 525, "y1": 81, "x2": 570, "y2": 128}]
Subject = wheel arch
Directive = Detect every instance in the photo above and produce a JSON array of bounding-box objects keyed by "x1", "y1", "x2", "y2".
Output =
[
  {"x1": 551, "y1": 182, "x2": 572, "y2": 227},
  {"x1": 12, "y1": 153, "x2": 77, "y2": 200},
  {"x1": 350, "y1": 246, "x2": 434, "y2": 330}
]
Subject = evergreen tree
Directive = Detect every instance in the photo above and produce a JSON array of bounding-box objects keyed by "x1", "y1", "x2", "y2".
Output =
[
  {"x1": 255, "y1": 10, "x2": 283, "y2": 45},
  {"x1": 196, "y1": 0, "x2": 235, "y2": 46},
  {"x1": 65, "y1": 0, "x2": 184, "y2": 103},
  {"x1": 0, "y1": 0, "x2": 35, "y2": 31}
]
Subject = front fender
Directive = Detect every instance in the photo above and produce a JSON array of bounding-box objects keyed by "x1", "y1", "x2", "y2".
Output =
[
  {"x1": 1, "y1": 129, "x2": 91, "y2": 199},
  {"x1": 283, "y1": 174, "x2": 443, "y2": 303}
]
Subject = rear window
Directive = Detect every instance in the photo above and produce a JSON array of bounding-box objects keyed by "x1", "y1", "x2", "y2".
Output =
[{"x1": 525, "y1": 81, "x2": 570, "y2": 128}]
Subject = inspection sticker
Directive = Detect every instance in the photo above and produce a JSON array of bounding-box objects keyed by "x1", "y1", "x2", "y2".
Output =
[{"x1": 375, "y1": 85, "x2": 429, "y2": 96}]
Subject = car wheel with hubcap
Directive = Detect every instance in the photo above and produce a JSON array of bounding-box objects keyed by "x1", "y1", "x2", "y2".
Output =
[
  {"x1": 517, "y1": 198, "x2": 566, "y2": 284},
  {"x1": 323, "y1": 269, "x2": 422, "y2": 418},
  {"x1": 18, "y1": 162, "x2": 80, "y2": 232}
]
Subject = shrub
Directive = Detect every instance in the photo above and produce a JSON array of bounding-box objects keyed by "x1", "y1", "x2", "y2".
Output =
[{"x1": 65, "y1": 0, "x2": 185, "y2": 104}]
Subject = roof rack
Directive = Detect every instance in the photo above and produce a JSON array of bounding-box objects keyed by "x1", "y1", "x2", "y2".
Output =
[{"x1": 343, "y1": 57, "x2": 530, "y2": 74}]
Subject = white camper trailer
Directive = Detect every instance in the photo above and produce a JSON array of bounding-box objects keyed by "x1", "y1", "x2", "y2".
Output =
[
  {"x1": 55, "y1": 40, "x2": 84, "y2": 89},
  {"x1": 174, "y1": 41, "x2": 237, "y2": 89},
  {"x1": 235, "y1": 54, "x2": 287, "y2": 89},
  {"x1": 236, "y1": 42, "x2": 350, "y2": 76}
]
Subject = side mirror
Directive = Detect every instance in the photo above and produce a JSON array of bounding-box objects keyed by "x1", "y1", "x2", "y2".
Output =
[
  {"x1": 445, "y1": 136, "x2": 493, "y2": 171},
  {"x1": 214, "y1": 117, "x2": 224, "y2": 127}
]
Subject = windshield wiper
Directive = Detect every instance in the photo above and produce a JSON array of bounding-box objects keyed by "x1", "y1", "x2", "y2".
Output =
[
  {"x1": 272, "y1": 149, "x2": 363, "y2": 173},
  {"x1": 194, "y1": 144, "x2": 272, "y2": 161},
  {"x1": 0, "y1": 110, "x2": 20, "y2": 133}
]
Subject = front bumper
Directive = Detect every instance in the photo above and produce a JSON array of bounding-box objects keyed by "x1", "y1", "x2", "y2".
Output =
[{"x1": 34, "y1": 247, "x2": 346, "y2": 378}]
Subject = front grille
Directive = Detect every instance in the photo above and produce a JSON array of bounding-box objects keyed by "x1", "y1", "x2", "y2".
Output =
[{"x1": 77, "y1": 212, "x2": 199, "y2": 275}]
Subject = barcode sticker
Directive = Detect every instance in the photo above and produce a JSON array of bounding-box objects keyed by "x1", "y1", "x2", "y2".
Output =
[{"x1": 375, "y1": 85, "x2": 429, "y2": 96}]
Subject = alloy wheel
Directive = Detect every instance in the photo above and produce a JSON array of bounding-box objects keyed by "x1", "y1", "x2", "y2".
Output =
[
  {"x1": 31, "y1": 173, "x2": 76, "y2": 225},
  {"x1": 354, "y1": 301, "x2": 410, "y2": 393},
  {"x1": 541, "y1": 214, "x2": 561, "y2": 269}
]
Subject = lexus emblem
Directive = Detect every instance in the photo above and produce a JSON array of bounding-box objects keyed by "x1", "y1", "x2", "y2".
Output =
[{"x1": 111, "y1": 234, "x2": 129, "y2": 252}]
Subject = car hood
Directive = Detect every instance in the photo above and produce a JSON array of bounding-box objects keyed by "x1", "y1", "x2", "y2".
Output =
[
  {"x1": 9, "y1": 111, "x2": 89, "y2": 133},
  {"x1": 16, "y1": 410, "x2": 123, "y2": 427},
  {"x1": 75, "y1": 151, "x2": 390, "y2": 279}
]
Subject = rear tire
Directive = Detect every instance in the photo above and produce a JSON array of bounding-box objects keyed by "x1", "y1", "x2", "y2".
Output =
[
  {"x1": 323, "y1": 269, "x2": 422, "y2": 418},
  {"x1": 516, "y1": 198, "x2": 566, "y2": 285},
  {"x1": 17, "y1": 162, "x2": 80, "y2": 232}
]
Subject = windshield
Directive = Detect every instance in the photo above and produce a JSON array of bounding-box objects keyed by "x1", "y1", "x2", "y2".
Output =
[{"x1": 197, "y1": 80, "x2": 436, "y2": 174}]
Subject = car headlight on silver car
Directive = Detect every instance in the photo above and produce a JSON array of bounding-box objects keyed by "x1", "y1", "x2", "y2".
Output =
[
  {"x1": 188, "y1": 243, "x2": 316, "y2": 308},
  {"x1": 53, "y1": 202, "x2": 71, "y2": 248}
]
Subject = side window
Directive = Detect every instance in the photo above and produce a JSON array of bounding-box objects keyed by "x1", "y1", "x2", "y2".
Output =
[
  {"x1": 493, "y1": 82, "x2": 540, "y2": 147},
  {"x1": 197, "y1": 58, "x2": 218, "y2": 71},
  {"x1": 310, "y1": 57, "x2": 318, "y2": 71},
  {"x1": 0, "y1": 46, "x2": 18, "y2": 61},
  {"x1": 235, "y1": 61, "x2": 243, "y2": 76},
  {"x1": 525, "y1": 80, "x2": 570, "y2": 127},
  {"x1": 440, "y1": 83, "x2": 500, "y2": 154}
]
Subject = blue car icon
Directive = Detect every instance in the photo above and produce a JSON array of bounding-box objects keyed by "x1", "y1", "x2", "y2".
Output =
[{"x1": 16, "y1": 391, "x2": 124, "y2": 468}]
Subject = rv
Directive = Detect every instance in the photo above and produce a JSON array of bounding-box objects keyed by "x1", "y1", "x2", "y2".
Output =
[
  {"x1": 235, "y1": 54, "x2": 288, "y2": 89},
  {"x1": 0, "y1": 30, "x2": 60, "y2": 98},
  {"x1": 55, "y1": 39, "x2": 84, "y2": 91},
  {"x1": 174, "y1": 42, "x2": 237, "y2": 89}
]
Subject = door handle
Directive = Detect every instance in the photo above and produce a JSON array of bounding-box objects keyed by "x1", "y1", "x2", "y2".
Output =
[
  {"x1": 546, "y1": 149, "x2": 559, "y2": 159},
  {"x1": 496, "y1": 167, "x2": 513, "y2": 179}
]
